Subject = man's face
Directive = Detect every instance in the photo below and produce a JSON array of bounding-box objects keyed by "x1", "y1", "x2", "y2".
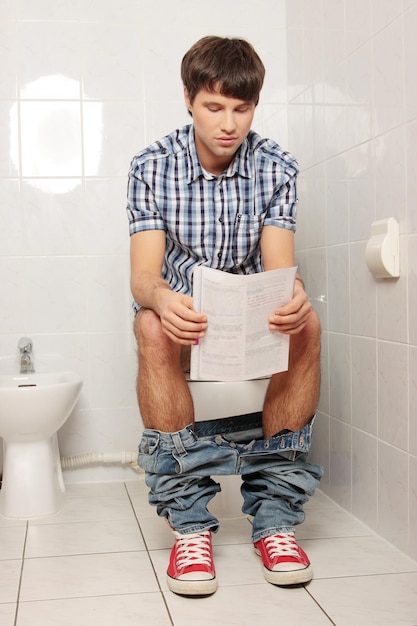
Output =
[{"x1": 184, "y1": 84, "x2": 256, "y2": 176}]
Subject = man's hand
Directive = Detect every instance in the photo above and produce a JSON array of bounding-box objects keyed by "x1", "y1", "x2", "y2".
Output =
[
  {"x1": 158, "y1": 290, "x2": 207, "y2": 345},
  {"x1": 268, "y1": 279, "x2": 312, "y2": 335}
]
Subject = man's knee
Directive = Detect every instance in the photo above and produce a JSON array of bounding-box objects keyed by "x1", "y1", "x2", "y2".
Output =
[
  {"x1": 134, "y1": 308, "x2": 182, "y2": 368},
  {"x1": 306, "y1": 308, "x2": 321, "y2": 347},
  {"x1": 134, "y1": 308, "x2": 164, "y2": 345},
  {"x1": 291, "y1": 309, "x2": 321, "y2": 361}
]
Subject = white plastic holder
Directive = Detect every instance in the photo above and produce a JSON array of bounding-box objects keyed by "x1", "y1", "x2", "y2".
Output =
[{"x1": 365, "y1": 217, "x2": 399, "y2": 278}]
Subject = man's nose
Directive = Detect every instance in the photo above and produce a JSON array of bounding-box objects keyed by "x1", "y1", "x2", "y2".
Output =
[{"x1": 220, "y1": 111, "x2": 236, "y2": 133}]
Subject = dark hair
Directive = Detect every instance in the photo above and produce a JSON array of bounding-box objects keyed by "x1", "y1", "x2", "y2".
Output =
[{"x1": 181, "y1": 36, "x2": 265, "y2": 105}]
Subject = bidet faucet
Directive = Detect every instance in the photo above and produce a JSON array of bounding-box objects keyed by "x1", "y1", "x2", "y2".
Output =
[{"x1": 18, "y1": 336, "x2": 34, "y2": 373}]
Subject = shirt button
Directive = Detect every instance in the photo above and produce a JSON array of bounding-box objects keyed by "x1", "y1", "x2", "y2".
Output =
[
  {"x1": 219, "y1": 217, "x2": 223, "y2": 223},
  {"x1": 217, "y1": 252, "x2": 222, "y2": 258}
]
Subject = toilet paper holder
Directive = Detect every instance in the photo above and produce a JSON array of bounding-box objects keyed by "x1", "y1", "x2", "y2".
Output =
[{"x1": 365, "y1": 217, "x2": 399, "y2": 279}]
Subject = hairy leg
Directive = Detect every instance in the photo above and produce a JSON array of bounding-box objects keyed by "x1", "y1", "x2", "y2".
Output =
[
  {"x1": 134, "y1": 309, "x2": 194, "y2": 431},
  {"x1": 262, "y1": 309, "x2": 321, "y2": 438}
]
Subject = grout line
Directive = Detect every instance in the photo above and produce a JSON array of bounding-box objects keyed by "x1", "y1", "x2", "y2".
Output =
[
  {"x1": 124, "y1": 482, "x2": 175, "y2": 626},
  {"x1": 305, "y1": 585, "x2": 337, "y2": 625},
  {"x1": 13, "y1": 521, "x2": 29, "y2": 626},
  {"x1": 312, "y1": 570, "x2": 417, "y2": 582}
]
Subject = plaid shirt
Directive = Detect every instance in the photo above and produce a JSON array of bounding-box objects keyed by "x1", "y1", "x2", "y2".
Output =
[{"x1": 127, "y1": 124, "x2": 298, "y2": 305}]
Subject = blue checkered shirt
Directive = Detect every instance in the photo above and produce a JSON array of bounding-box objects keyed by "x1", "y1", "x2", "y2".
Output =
[{"x1": 127, "y1": 124, "x2": 298, "y2": 308}]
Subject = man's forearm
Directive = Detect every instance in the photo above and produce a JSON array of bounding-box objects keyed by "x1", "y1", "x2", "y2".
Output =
[{"x1": 131, "y1": 271, "x2": 172, "y2": 314}]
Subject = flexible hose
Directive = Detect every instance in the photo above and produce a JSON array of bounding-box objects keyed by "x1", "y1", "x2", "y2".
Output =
[{"x1": 61, "y1": 451, "x2": 141, "y2": 471}]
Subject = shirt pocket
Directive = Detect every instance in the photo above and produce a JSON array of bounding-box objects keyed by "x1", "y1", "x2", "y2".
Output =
[{"x1": 232, "y1": 213, "x2": 266, "y2": 267}]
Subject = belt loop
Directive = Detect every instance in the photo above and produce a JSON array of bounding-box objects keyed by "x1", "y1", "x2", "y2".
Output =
[{"x1": 171, "y1": 432, "x2": 187, "y2": 457}]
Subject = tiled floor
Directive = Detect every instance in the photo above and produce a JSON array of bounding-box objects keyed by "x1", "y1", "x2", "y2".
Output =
[{"x1": 1, "y1": 477, "x2": 417, "y2": 625}]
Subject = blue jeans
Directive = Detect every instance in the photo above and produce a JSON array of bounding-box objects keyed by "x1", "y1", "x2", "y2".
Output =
[{"x1": 138, "y1": 413, "x2": 323, "y2": 542}]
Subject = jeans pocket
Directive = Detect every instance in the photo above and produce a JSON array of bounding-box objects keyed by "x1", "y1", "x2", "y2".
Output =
[{"x1": 138, "y1": 433, "x2": 160, "y2": 472}]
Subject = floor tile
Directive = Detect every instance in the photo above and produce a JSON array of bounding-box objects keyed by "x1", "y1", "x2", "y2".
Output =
[
  {"x1": 213, "y1": 543, "x2": 266, "y2": 588},
  {"x1": 65, "y1": 481, "x2": 129, "y2": 499},
  {"x1": 128, "y1": 490, "x2": 155, "y2": 520},
  {"x1": 0, "y1": 516, "x2": 27, "y2": 529},
  {"x1": 137, "y1": 516, "x2": 174, "y2": 550},
  {"x1": 304, "y1": 489, "x2": 339, "y2": 510},
  {"x1": 0, "y1": 560, "x2": 22, "y2": 603},
  {"x1": 297, "y1": 506, "x2": 372, "y2": 540},
  {"x1": 148, "y1": 547, "x2": 181, "y2": 592},
  {"x1": 308, "y1": 572, "x2": 417, "y2": 625},
  {"x1": 0, "y1": 526, "x2": 27, "y2": 559},
  {"x1": 0, "y1": 603, "x2": 17, "y2": 626},
  {"x1": 211, "y1": 516, "x2": 253, "y2": 545},
  {"x1": 303, "y1": 535, "x2": 417, "y2": 579},
  {"x1": 28, "y1": 495, "x2": 135, "y2": 526},
  {"x1": 16, "y1": 593, "x2": 172, "y2": 626},
  {"x1": 20, "y1": 551, "x2": 159, "y2": 602},
  {"x1": 164, "y1": 583, "x2": 333, "y2": 625},
  {"x1": 124, "y1": 478, "x2": 149, "y2": 496},
  {"x1": 25, "y1": 519, "x2": 145, "y2": 558}
]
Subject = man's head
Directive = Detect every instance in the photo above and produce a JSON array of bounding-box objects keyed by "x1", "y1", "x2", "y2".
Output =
[{"x1": 181, "y1": 36, "x2": 265, "y2": 107}]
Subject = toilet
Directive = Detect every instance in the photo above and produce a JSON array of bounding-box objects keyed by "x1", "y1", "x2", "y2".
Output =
[
  {"x1": 0, "y1": 356, "x2": 83, "y2": 519},
  {"x1": 187, "y1": 377, "x2": 269, "y2": 518}
]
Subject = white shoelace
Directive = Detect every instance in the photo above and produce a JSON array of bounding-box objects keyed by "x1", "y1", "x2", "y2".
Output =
[
  {"x1": 174, "y1": 531, "x2": 212, "y2": 569},
  {"x1": 263, "y1": 533, "x2": 300, "y2": 559}
]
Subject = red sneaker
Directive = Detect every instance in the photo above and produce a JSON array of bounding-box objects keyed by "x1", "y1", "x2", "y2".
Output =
[
  {"x1": 167, "y1": 530, "x2": 217, "y2": 596},
  {"x1": 254, "y1": 532, "x2": 313, "y2": 585}
]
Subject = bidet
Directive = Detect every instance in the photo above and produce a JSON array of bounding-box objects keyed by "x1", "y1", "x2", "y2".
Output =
[{"x1": 0, "y1": 355, "x2": 82, "y2": 518}]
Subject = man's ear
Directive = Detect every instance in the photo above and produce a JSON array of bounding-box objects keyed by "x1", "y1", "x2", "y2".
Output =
[{"x1": 183, "y1": 86, "x2": 192, "y2": 114}]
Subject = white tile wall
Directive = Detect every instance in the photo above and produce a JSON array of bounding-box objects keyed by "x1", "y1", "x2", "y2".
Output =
[{"x1": 289, "y1": 0, "x2": 417, "y2": 560}]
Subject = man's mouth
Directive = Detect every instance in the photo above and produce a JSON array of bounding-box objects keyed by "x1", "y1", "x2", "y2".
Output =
[{"x1": 216, "y1": 137, "x2": 237, "y2": 147}]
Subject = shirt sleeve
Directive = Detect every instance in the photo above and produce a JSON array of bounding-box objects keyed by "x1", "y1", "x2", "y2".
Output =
[
  {"x1": 126, "y1": 158, "x2": 166, "y2": 236},
  {"x1": 263, "y1": 156, "x2": 298, "y2": 232}
]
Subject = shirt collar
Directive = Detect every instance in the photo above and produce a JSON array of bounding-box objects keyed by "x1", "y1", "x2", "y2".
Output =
[{"x1": 186, "y1": 126, "x2": 252, "y2": 183}]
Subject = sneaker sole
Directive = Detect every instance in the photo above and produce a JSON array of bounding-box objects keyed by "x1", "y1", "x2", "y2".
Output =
[
  {"x1": 262, "y1": 563, "x2": 313, "y2": 586},
  {"x1": 254, "y1": 548, "x2": 313, "y2": 586},
  {"x1": 167, "y1": 575, "x2": 218, "y2": 596}
]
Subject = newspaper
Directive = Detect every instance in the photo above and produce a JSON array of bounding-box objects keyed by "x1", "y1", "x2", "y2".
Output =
[{"x1": 190, "y1": 265, "x2": 297, "y2": 381}]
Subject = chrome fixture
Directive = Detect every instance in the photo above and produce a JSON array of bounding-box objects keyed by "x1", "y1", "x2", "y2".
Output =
[{"x1": 18, "y1": 337, "x2": 34, "y2": 374}]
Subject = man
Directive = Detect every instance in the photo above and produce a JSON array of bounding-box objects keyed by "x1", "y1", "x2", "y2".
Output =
[{"x1": 126, "y1": 36, "x2": 323, "y2": 597}]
